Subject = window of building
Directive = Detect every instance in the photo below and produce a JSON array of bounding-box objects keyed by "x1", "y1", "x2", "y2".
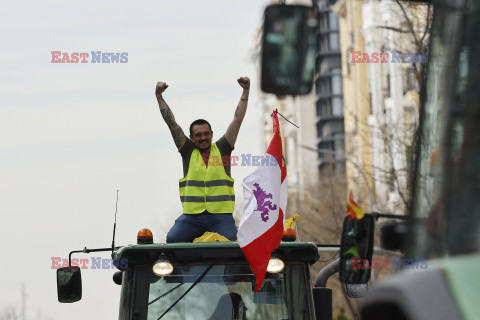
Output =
[
  {"x1": 329, "y1": 12, "x2": 339, "y2": 30},
  {"x1": 329, "y1": 33, "x2": 340, "y2": 51},
  {"x1": 331, "y1": 73, "x2": 343, "y2": 94},
  {"x1": 332, "y1": 97, "x2": 344, "y2": 116}
]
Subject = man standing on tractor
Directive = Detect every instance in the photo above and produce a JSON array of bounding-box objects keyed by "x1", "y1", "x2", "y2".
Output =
[{"x1": 155, "y1": 77, "x2": 250, "y2": 243}]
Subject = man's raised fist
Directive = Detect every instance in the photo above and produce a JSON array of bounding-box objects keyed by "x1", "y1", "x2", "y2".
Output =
[
  {"x1": 237, "y1": 77, "x2": 250, "y2": 90},
  {"x1": 155, "y1": 82, "x2": 168, "y2": 98}
]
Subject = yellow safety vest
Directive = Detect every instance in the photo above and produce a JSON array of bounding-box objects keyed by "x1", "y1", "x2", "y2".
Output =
[{"x1": 179, "y1": 143, "x2": 235, "y2": 214}]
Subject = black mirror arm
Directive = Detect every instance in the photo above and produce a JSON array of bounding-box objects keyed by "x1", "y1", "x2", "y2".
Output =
[
  {"x1": 369, "y1": 211, "x2": 409, "y2": 221},
  {"x1": 68, "y1": 247, "x2": 122, "y2": 266}
]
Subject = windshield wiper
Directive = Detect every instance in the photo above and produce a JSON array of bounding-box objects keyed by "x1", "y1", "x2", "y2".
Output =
[
  {"x1": 157, "y1": 259, "x2": 219, "y2": 320},
  {"x1": 148, "y1": 283, "x2": 184, "y2": 305}
]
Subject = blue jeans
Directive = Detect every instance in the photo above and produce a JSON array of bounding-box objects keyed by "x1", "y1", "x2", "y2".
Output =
[{"x1": 166, "y1": 212, "x2": 238, "y2": 243}]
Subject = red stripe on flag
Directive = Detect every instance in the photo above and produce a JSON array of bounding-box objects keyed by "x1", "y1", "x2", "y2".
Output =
[
  {"x1": 240, "y1": 207, "x2": 285, "y2": 292},
  {"x1": 267, "y1": 111, "x2": 287, "y2": 183}
]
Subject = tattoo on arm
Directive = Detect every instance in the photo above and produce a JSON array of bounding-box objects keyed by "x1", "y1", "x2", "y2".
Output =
[
  {"x1": 160, "y1": 106, "x2": 186, "y2": 149},
  {"x1": 234, "y1": 105, "x2": 240, "y2": 118},
  {"x1": 171, "y1": 126, "x2": 185, "y2": 149},
  {"x1": 160, "y1": 105, "x2": 175, "y2": 127}
]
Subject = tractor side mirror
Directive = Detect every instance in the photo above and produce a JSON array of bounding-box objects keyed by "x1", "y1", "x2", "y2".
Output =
[
  {"x1": 261, "y1": 4, "x2": 318, "y2": 96},
  {"x1": 57, "y1": 266, "x2": 82, "y2": 303},
  {"x1": 339, "y1": 214, "x2": 374, "y2": 284}
]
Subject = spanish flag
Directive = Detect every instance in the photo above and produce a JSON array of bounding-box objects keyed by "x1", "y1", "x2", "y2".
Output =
[{"x1": 346, "y1": 192, "x2": 364, "y2": 219}]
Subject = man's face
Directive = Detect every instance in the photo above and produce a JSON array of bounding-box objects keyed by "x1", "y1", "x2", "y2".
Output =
[{"x1": 190, "y1": 124, "x2": 213, "y2": 152}]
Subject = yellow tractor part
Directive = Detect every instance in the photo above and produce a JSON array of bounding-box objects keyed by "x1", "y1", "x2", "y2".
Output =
[
  {"x1": 284, "y1": 214, "x2": 298, "y2": 229},
  {"x1": 193, "y1": 232, "x2": 231, "y2": 243}
]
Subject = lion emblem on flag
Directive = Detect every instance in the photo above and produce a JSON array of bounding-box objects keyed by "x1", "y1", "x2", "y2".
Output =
[{"x1": 252, "y1": 183, "x2": 277, "y2": 222}]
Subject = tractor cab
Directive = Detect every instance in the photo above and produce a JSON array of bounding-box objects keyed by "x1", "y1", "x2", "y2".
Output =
[
  {"x1": 114, "y1": 241, "x2": 319, "y2": 320},
  {"x1": 57, "y1": 227, "x2": 322, "y2": 320}
]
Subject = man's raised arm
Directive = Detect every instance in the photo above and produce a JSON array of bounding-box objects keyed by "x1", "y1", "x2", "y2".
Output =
[
  {"x1": 225, "y1": 77, "x2": 250, "y2": 147},
  {"x1": 155, "y1": 81, "x2": 187, "y2": 150}
]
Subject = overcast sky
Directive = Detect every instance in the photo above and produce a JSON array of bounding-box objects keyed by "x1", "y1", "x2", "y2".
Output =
[{"x1": 0, "y1": 0, "x2": 267, "y2": 318}]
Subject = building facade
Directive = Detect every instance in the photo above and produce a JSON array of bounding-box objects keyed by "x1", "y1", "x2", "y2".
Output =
[
  {"x1": 334, "y1": 0, "x2": 429, "y2": 213},
  {"x1": 315, "y1": 0, "x2": 346, "y2": 174}
]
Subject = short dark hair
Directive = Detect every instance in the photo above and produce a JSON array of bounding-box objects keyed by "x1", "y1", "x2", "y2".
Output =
[{"x1": 189, "y1": 119, "x2": 212, "y2": 135}]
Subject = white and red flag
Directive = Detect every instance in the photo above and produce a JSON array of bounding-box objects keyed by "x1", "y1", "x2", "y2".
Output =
[{"x1": 238, "y1": 110, "x2": 288, "y2": 292}]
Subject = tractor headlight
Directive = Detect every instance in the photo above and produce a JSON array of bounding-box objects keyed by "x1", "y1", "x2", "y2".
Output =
[
  {"x1": 266, "y1": 258, "x2": 284, "y2": 273},
  {"x1": 152, "y1": 258, "x2": 174, "y2": 276}
]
